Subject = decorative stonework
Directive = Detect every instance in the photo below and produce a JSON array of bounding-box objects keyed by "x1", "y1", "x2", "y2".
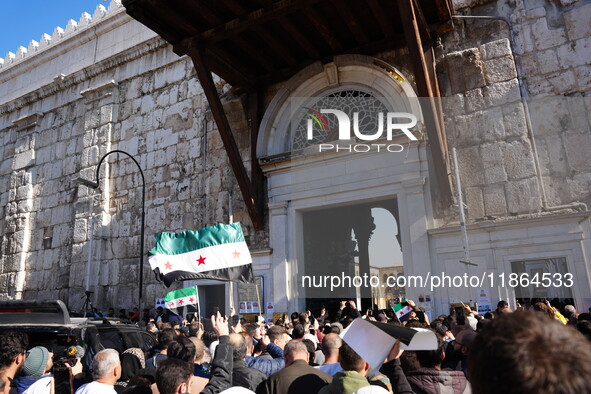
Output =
[{"x1": 0, "y1": 1, "x2": 123, "y2": 71}]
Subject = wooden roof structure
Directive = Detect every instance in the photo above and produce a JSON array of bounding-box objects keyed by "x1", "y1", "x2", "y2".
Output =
[{"x1": 122, "y1": 0, "x2": 455, "y2": 229}]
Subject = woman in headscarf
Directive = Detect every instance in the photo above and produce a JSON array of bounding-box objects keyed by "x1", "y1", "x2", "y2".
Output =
[{"x1": 115, "y1": 348, "x2": 146, "y2": 393}]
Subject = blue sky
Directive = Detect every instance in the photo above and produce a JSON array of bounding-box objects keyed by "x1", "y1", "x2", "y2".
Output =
[{"x1": 0, "y1": 0, "x2": 108, "y2": 57}]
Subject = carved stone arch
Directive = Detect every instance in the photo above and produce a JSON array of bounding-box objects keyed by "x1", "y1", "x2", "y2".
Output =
[{"x1": 257, "y1": 54, "x2": 423, "y2": 158}]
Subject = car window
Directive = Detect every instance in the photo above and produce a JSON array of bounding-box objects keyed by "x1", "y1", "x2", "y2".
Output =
[{"x1": 97, "y1": 328, "x2": 124, "y2": 352}]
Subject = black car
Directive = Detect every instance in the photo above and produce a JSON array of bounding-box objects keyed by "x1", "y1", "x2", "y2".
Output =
[{"x1": 0, "y1": 300, "x2": 156, "y2": 375}]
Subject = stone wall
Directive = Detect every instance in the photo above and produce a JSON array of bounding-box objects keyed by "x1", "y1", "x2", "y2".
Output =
[
  {"x1": 0, "y1": 1, "x2": 266, "y2": 309},
  {"x1": 440, "y1": 0, "x2": 591, "y2": 222}
]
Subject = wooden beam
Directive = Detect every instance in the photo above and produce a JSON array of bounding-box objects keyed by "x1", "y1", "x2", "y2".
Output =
[
  {"x1": 248, "y1": 92, "x2": 265, "y2": 223},
  {"x1": 251, "y1": 25, "x2": 299, "y2": 66},
  {"x1": 124, "y1": 2, "x2": 180, "y2": 44},
  {"x1": 412, "y1": 0, "x2": 432, "y2": 44},
  {"x1": 435, "y1": 0, "x2": 454, "y2": 22},
  {"x1": 331, "y1": 0, "x2": 369, "y2": 45},
  {"x1": 200, "y1": 47, "x2": 257, "y2": 90},
  {"x1": 367, "y1": 0, "x2": 396, "y2": 37},
  {"x1": 398, "y1": 0, "x2": 452, "y2": 206},
  {"x1": 424, "y1": 46, "x2": 448, "y2": 156},
  {"x1": 278, "y1": 17, "x2": 322, "y2": 59},
  {"x1": 172, "y1": 3, "x2": 277, "y2": 73},
  {"x1": 306, "y1": 6, "x2": 343, "y2": 52},
  {"x1": 187, "y1": 45, "x2": 264, "y2": 230},
  {"x1": 177, "y1": 0, "x2": 324, "y2": 47},
  {"x1": 256, "y1": 34, "x2": 406, "y2": 86}
]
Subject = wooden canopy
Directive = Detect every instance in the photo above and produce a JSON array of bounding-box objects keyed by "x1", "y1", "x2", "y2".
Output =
[{"x1": 122, "y1": 0, "x2": 455, "y2": 229}]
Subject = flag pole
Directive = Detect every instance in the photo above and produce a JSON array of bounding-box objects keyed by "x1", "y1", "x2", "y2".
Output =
[
  {"x1": 228, "y1": 192, "x2": 236, "y2": 316},
  {"x1": 195, "y1": 286, "x2": 201, "y2": 322},
  {"x1": 255, "y1": 280, "x2": 262, "y2": 318}
]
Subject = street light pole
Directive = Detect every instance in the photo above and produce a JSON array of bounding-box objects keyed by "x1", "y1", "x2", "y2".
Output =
[{"x1": 74, "y1": 150, "x2": 145, "y2": 319}]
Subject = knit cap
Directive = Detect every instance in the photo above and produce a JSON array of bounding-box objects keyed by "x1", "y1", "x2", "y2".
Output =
[{"x1": 22, "y1": 346, "x2": 49, "y2": 377}]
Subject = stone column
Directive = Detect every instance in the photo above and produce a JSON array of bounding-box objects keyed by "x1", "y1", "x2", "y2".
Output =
[
  {"x1": 398, "y1": 177, "x2": 431, "y2": 302},
  {"x1": 2, "y1": 113, "x2": 43, "y2": 299},
  {"x1": 71, "y1": 80, "x2": 120, "y2": 310},
  {"x1": 351, "y1": 206, "x2": 375, "y2": 311},
  {"x1": 268, "y1": 201, "x2": 290, "y2": 314}
]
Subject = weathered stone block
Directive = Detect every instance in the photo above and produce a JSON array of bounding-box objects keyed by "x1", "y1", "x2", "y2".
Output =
[
  {"x1": 536, "y1": 49, "x2": 561, "y2": 75},
  {"x1": 480, "y1": 39, "x2": 512, "y2": 61},
  {"x1": 506, "y1": 178, "x2": 540, "y2": 214},
  {"x1": 564, "y1": 3, "x2": 591, "y2": 41},
  {"x1": 513, "y1": 22, "x2": 534, "y2": 55},
  {"x1": 531, "y1": 18, "x2": 568, "y2": 51},
  {"x1": 16, "y1": 184, "x2": 32, "y2": 201},
  {"x1": 501, "y1": 139, "x2": 536, "y2": 180},
  {"x1": 484, "y1": 56, "x2": 517, "y2": 84},
  {"x1": 444, "y1": 49, "x2": 487, "y2": 94},
  {"x1": 502, "y1": 103, "x2": 528, "y2": 138},
  {"x1": 556, "y1": 37, "x2": 591, "y2": 68},
  {"x1": 458, "y1": 146, "x2": 484, "y2": 187},
  {"x1": 73, "y1": 218, "x2": 87, "y2": 243},
  {"x1": 464, "y1": 186, "x2": 484, "y2": 220},
  {"x1": 574, "y1": 65, "x2": 591, "y2": 92},
  {"x1": 528, "y1": 98, "x2": 565, "y2": 135},
  {"x1": 567, "y1": 172, "x2": 591, "y2": 202},
  {"x1": 140, "y1": 95, "x2": 155, "y2": 114},
  {"x1": 538, "y1": 134, "x2": 568, "y2": 176},
  {"x1": 464, "y1": 89, "x2": 486, "y2": 113},
  {"x1": 548, "y1": 70, "x2": 577, "y2": 94},
  {"x1": 454, "y1": 113, "x2": 482, "y2": 146},
  {"x1": 564, "y1": 133, "x2": 591, "y2": 172},
  {"x1": 480, "y1": 144, "x2": 507, "y2": 184},
  {"x1": 479, "y1": 107, "x2": 506, "y2": 143},
  {"x1": 525, "y1": 7, "x2": 546, "y2": 21},
  {"x1": 483, "y1": 184, "x2": 507, "y2": 216},
  {"x1": 14, "y1": 150, "x2": 35, "y2": 170},
  {"x1": 482, "y1": 80, "x2": 520, "y2": 107}
]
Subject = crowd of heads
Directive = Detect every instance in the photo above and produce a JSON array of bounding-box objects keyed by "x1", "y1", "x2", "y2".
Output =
[{"x1": 0, "y1": 299, "x2": 590, "y2": 394}]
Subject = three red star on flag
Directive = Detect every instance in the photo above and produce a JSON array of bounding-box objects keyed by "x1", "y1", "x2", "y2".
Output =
[
  {"x1": 179, "y1": 299, "x2": 184, "y2": 305},
  {"x1": 197, "y1": 255, "x2": 207, "y2": 265},
  {"x1": 189, "y1": 297, "x2": 194, "y2": 302},
  {"x1": 232, "y1": 250, "x2": 241, "y2": 259},
  {"x1": 164, "y1": 261, "x2": 173, "y2": 270}
]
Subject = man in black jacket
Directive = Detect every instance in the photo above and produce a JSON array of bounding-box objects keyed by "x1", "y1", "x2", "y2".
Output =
[
  {"x1": 405, "y1": 331, "x2": 471, "y2": 394},
  {"x1": 229, "y1": 333, "x2": 267, "y2": 391},
  {"x1": 256, "y1": 340, "x2": 332, "y2": 394}
]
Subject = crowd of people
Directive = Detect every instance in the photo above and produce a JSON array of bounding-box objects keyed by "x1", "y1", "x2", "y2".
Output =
[{"x1": 1, "y1": 299, "x2": 591, "y2": 394}]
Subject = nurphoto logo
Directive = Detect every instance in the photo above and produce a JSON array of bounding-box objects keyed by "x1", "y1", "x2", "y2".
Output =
[{"x1": 306, "y1": 109, "x2": 418, "y2": 153}]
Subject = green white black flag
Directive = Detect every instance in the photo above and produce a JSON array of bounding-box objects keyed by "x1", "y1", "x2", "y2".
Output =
[
  {"x1": 164, "y1": 286, "x2": 199, "y2": 317},
  {"x1": 148, "y1": 223, "x2": 254, "y2": 287}
]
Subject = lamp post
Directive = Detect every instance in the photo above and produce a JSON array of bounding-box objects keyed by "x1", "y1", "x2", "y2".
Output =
[{"x1": 74, "y1": 150, "x2": 145, "y2": 319}]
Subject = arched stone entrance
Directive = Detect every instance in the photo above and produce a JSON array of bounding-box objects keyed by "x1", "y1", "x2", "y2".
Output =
[{"x1": 257, "y1": 55, "x2": 434, "y2": 315}]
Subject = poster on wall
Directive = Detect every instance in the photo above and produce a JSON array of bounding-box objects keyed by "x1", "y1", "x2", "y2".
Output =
[{"x1": 238, "y1": 276, "x2": 264, "y2": 314}]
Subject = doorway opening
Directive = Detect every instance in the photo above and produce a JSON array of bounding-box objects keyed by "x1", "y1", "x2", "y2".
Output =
[{"x1": 302, "y1": 199, "x2": 403, "y2": 319}]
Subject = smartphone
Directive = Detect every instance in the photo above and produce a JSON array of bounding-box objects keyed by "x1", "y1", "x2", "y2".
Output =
[{"x1": 455, "y1": 306, "x2": 466, "y2": 326}]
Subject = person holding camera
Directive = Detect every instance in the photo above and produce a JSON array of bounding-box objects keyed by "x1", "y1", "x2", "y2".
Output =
[{"x1": 14, "y1": 346, "x2": 54, "y2": 394}]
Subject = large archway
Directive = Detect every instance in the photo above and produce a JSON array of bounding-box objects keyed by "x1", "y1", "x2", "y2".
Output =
[{"x1": 258, "y1": 55, "x2": 434, "y2": 316}]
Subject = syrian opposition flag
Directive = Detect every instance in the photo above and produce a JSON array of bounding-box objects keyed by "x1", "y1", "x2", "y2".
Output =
[
  {"x1": 393, "y1": 301, "x2": 413, "y2": 319},
  {"x1": 165, "y1": 286, "x2": 199, "y2": 317},
  {"x1": 148, "y1": 223, "x2": 254, "y2": 287}
]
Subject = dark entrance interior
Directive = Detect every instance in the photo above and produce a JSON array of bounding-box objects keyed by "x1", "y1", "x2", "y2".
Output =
[
  {"x1": 303, "y1": 199, "x2": 401, "y2": 317},
  {"x1": 198, "y1": 284, "x2": 226, "y2": 318}
]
